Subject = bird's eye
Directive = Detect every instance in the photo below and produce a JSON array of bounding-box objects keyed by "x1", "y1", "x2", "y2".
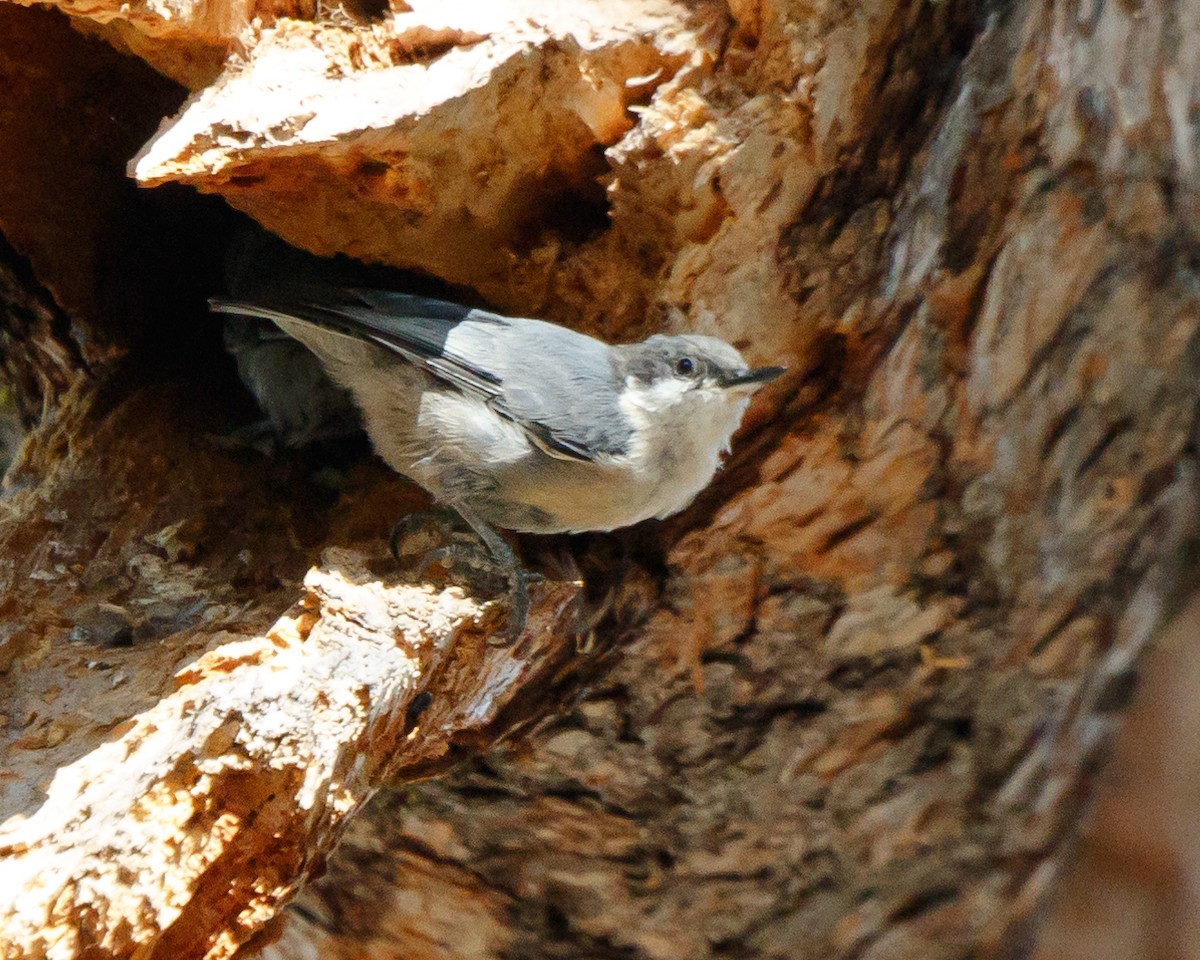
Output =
[{"x1": 676, "y1": 357, "x2": 695, "y2": 376}]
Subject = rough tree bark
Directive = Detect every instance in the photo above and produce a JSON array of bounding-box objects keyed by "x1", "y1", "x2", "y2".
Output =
[{"x1": 1, "y1": 0, "x2": 1199, "y2": 958}]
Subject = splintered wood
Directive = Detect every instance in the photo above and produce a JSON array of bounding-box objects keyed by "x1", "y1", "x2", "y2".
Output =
[
  {"x1": 0, "y1": 537, "x2": 576, "y2": 958},
  {"x1": 0, "y1": 376, "x2": 578, "y2": 960},
  {"x1": 128, "y1": 0, "x2": 701, "y2": 302}
]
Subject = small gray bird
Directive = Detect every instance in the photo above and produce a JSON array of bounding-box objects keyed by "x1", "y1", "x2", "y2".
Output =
[
  {"x1": 219, "y1": 223, "x2": 363, "y2": 450},
  {"x1": 222, "y1": 317, "x2": 362, "y2": 449},
  {"x1": 210, "y1": 289, "x2": 783, "y2": 636}
]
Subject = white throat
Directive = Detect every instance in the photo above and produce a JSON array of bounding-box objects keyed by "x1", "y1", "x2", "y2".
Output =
[{"x1": 617, "y1": 378, "x2": 751, "y2": 520}]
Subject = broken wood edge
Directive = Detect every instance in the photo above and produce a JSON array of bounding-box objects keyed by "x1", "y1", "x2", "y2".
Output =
[{"x1": 0, "y1": 546, "x2": 580, "y2": 960}]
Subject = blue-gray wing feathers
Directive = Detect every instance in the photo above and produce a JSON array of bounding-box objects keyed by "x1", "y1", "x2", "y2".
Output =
[{"x1": 209, "y1": 289, "x2": 630, "y2": 462}]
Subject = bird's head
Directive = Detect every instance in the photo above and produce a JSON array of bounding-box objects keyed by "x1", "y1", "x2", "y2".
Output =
[{"x1": 617, "y1": 334, "x2": 785, "y2": 454}]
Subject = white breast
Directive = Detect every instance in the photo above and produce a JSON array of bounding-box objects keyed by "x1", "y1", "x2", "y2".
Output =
[{"x1": 616, "y1": 378, "x2": 750, "y2": 521}]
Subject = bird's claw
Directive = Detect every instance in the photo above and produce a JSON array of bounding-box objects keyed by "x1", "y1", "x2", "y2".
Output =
[
  {"x1": 389, "y1": 509, "x2": 463, "y2": 564},
  {"x1": 492, "y1": 563, "x2": 530, "y2": 646},
  {"x1": 415, "y1": 542, "x2": 506, "y2": 589},
  {"x1": 389, "y1": 509, "x2": 533, "y2": 646},
  {"x1": 418, "y1": 543, "x2": 530, "y2": 644}
]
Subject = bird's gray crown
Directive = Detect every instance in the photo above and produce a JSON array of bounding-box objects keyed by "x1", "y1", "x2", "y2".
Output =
[{"x1": 617, "y1": 334, "x2": 755, "y2": 387}]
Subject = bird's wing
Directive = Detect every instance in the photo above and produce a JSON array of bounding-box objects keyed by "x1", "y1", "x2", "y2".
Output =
[{"x1": 210, "y1": 289, "x2": 629, "y2": 462}]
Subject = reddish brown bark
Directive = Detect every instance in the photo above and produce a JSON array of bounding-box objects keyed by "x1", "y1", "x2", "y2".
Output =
[{"x1": 2, "y1": 0, "x2": 1199, "y2": 957}]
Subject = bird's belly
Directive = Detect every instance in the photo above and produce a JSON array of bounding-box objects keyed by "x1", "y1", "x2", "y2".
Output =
[
  {"x1": 350, "y1": 386, "x2": 718, "y2": 536},
  {"x1": 485, "y1": 455, "x2": 707, "y2": 534}
]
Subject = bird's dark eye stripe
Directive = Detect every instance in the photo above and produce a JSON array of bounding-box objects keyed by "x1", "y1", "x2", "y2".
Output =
[{"x1": 676, "y1": 357, "x2": 695, "y2": 375}]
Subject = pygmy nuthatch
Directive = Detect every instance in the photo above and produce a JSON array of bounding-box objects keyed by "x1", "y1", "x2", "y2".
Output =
[{"x1": 211, "y1": 288, "x2": 784, "y2": 637}]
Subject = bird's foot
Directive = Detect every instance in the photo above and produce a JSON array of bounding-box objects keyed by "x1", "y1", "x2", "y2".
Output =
[
  {"x1": 416, "y1": 542, "x2": 542, "y2": 645},
  {"x1": 414, "y1": 541, "x2": 508, "y2": 592},
  {"x1": 389, "y1": 508, "x2": 538, "y2": 645},
  {"x1": 389, "y1": 509, "x2": 465, "y2": 564}
]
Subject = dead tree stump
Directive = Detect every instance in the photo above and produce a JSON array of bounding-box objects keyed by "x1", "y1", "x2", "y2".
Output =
[{"x1": 1, "y1": 0, "x2": 1198, "y2": 958}]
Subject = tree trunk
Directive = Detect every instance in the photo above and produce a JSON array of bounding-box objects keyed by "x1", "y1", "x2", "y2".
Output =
[{"x1": 1, "y1": 0, "x2": 1198, "y2": 958}]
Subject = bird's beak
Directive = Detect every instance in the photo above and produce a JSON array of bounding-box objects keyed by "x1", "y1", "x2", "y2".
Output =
[{"x1": 720, "y1": 366, "x2": 787, "y2": 392}]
